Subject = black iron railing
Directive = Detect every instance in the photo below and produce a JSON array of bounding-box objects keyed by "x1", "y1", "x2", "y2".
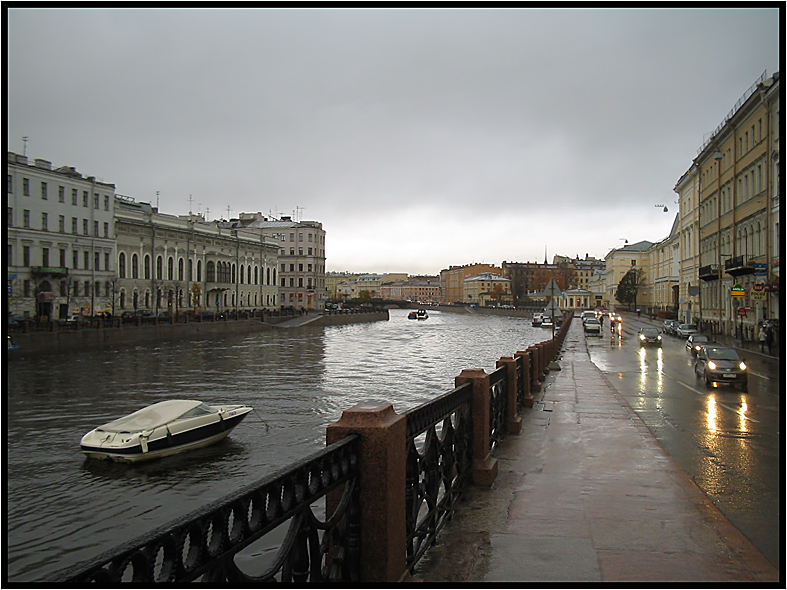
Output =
[
  {"x1": 52, "y1": 435, "x2": 362, "y2": 584},
  {"x1": 403, "y1": 383, "x2": 473, "y2": 570},
  {"x1": 488, "y1": 366, "x2": 508, "y2": 453}
]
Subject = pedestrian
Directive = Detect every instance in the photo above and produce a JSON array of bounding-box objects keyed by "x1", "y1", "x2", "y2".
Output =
[
  {"x1": 758, "y1": 325, "x2": 767, "y2": 353},
  {"x1": 765, "y1": 326, "x2": 774, "y2": 355}
]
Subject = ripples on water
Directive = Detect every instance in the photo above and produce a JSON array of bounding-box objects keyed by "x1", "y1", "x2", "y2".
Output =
[{"x1": 6, "y1": 308, "x2": 547, "y2": 581}]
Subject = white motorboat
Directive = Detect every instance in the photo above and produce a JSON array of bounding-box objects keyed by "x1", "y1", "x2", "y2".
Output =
[
  {"x1": 416, "y1": 309, "x2": 428, "y2": 320},
  {"x1": 80, "y1": 400, "x2": 252, "y2": 463}
]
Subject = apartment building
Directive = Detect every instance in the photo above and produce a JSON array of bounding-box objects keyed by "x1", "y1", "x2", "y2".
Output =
[
  {"x1": 233, "y1": 213, "x2": 327, "y2": 311},
  {"x1": 603, "y1": 241, "x2": 653, "y2": 309},
  {"x1": 7, "y1": 152, "x2": 116, "y2": 319},
  {"x1": 115, "y1": 199, "x2": 279, "y2": 314},
  {"x1": 463, "y1": 272, "x2": 512, "y2": 306},
  {"x1": 648, "y1": 217, "x2": 681, "y2": 316},
  {"x1": 691, "y1": 71, "x2": 779, "y2": 338},
  {"x1": 440, "y1": 264, "x2": 501, "y2": 304},
  {"x1": 674, "y1": 166, "x2": 702, "y2": 324}
]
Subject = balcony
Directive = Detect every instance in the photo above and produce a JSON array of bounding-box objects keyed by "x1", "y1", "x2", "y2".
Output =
[
  {"x1": 724, "y1": 255, "x2": 754, "y2": 276},
  {"x1": 698, "y1": 264, "x2": 719, "y2": 281}
]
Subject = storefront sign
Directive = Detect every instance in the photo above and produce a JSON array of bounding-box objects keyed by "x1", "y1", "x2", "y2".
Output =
[
  {"x1": 730, "y1": 283, "x2": 746, "y2": 298},
  {"x1": 751, "y1": 283, "x2": 767, "y2": 299},
  {"x1": 753, "y1": 263, "x2": 767, "y2": 276}
]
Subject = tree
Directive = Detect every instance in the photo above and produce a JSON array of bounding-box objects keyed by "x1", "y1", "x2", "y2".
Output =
[
  {"x1": 616, "y1": 268, "x2": 646, "y2": 309},
  {"x1": 490, "y1": 284, "x2": 506, "y2": 302}
]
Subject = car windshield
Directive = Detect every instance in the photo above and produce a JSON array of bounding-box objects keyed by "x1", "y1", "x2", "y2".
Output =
[
  {"x1": 679, "y1": 324, "x2": 695, "y2": 330},
  {"x1": 706, "y1": 348, "x2": 740, "y2": 361},
  {"x1": 692, "y1": 335, "x2": 709, "y2": 342},
  {"x1": 641, "y1": 328, "x2": 658, "y2": 335},
  {"x1": 586, "y1": 318, "x2": 599, "y2": 324}
]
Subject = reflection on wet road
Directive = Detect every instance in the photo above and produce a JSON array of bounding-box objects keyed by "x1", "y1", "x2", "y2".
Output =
[{"x1": 586, "y1": 318, "x2": 780, "y2": 568}]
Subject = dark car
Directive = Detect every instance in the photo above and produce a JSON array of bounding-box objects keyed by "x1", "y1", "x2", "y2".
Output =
[
  {"x1": 637, "y1": 327, "x2": 662, "y2": 346},
  {"x1": 686, "y1": 334, "x2": 711, "y2": 356},
  {"x1": 694, "y1": 345, "x2": 748, "y2": 390}
]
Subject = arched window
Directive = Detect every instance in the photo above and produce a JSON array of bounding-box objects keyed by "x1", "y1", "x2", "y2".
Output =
[
  {"x1": 197, "y1": 260, "x2": 202, "y2": 282},
  {"x1": 167, "y1": 256, "x2": 174, "y2": 280},
  {"x1": 132, "y1": 254, "x2": 139, "y2": 279},
  {"x1": 178, "y1": 258, "x2": 184, "y2": 281},
  {"x1": 206, "y1": 261, "x2": 215, "y2": 282},
  {"x1": 120, "y1": 289, "x2": 126, "y2": 309},
  {"x1": 188, "y1": 259, "x2": 193, "y2": 282},
  {"x1": 231, "y1": 264, "x2": 236, "y2": 284},
  {"x1": 156, "y1": 256, "x2": 163, "y2": 280},
  {"x1": 247, "y1": 265, "x2": 252, "y2": 284},
  {"x1": 144, "y1": 255, "x2": 151, "y2": 279},
  {"x1": 119, "y1": 252, "x2": 126, "y2": 278}
]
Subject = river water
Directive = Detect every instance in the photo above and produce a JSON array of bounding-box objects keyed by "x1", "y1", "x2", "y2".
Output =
[{"x1": 6, "y1": 308, "x2": 548, "y2": 581}]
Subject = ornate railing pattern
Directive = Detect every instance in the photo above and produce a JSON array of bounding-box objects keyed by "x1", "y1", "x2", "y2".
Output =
[
  {"x1": 488, "y1": 366, "x2": 508, "y2": 453},
  {"x1": 403, "y1": 383, "x2": 473, "y2": 571},
  {"x1": 515, "y1": 355, "x2": 526, "y2": 409},
  {"x1": 53, "y1": 436, "x2": 362, "y2": 584}
]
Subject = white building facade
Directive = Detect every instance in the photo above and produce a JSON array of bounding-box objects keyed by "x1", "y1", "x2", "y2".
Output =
[{"x1": 7, "y1": 152, "x2": 116, "y2": 319}]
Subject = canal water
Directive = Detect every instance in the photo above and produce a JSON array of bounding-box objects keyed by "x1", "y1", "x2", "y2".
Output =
[{"x1": 6, "y1": 308, "x2": 548, "y2": 581}]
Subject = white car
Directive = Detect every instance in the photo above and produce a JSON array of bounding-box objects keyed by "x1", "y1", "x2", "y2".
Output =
[
  {"x1": 583, "y1": 317, "x2": 601, "y2": 335},
  {"x1": 675, "y1": 324, "x2": 698, "y2": 338}
]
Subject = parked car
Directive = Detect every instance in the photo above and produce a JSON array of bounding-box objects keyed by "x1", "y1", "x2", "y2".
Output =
[
  {"x1": 686, "y1": 334, "x2": 711, "y2": 356},
  {"x1": 694, "y1": 345, "x2": 748, "y2": 390},
  {"x1": 663, "y1": 320, "x2": 681, "y2": 335},
  {"x1": 584, "y1": 317, "x2": 601, "y2": 335},
  {"x1": 580, "y1": 311, "x2": 596, "y2": 325},
  {"x1": 637, "y1": 327, "x2": 662, "y2": 346},
  {"x1": 675, "y1": 323, "x2": 698, "y2": 338}
]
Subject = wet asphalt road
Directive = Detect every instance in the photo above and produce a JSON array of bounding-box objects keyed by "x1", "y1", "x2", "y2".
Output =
[{"x1": 585, "y1": 315, "x2": 780, "y2": 568}]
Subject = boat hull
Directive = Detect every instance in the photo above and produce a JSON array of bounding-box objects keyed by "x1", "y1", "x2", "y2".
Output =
[{"x1": 81, "y1": 406, "x2": 251, "y2": 463}]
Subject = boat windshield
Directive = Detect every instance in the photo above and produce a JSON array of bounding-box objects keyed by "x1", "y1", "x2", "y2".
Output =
[{"x1": 177, "y1": 402, "x2": 218, "y2": 420}]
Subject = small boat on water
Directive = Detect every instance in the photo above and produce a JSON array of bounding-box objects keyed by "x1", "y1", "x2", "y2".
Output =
[
  {"x1": 408, "y1": 309, "x2": 429, "y2": 320},
  {"x1": 532, "y1": 313, "x2": 543, "y2": 327},
  {"x1": 80, "y1": 400, "x2": 252, "y2": 463}
]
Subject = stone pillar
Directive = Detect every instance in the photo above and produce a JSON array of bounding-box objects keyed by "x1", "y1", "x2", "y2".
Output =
[
  {"x1": 496, "y1": 357, "x2": 521, "y2": 434},
  {"x1": 515, "y1": 350, "x2": 533, "y2": 407},
  {"x1": 326, "y1": 402, "x2": 408, "y2": 583},
  {"x1": 455, "y1": 368, "x2": 498, "y2": 486}
]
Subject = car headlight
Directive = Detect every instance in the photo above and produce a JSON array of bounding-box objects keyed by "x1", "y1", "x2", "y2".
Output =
[
  {"x1": 639, "y1": 334, "x2": 646, "y2": 340},
  {"x1": 657, "y1": 335, "x2": 662, "y2": 340},
  {"x1": 707, "y1": 361, "x2": 717, "y2": 370},
  {"x1": 739, "y1": 362, "x2": 747, "y2": 371},
  {"x1": 694, "y1": 345, "x2": 701, "y2": 351}
]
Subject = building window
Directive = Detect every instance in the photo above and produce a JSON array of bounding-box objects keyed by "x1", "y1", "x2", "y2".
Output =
[
  {"x1": 104, "y1": 195, "x2": 110, "y2": 211},
  {"x1": 73, "y1": 250, "x2": 79, "y2": 269},
  {"x1": 60, "y1": 249, "x2": 66, "y2": 267},
  {"x1": 7, "y1": 207, "x2": 12, "y2": 227},
  {"x1": 119, "y1": 252, "x2": 126, "y2": 278},
  {"x1": 59, "y1": 215, "x2": 65, "y2": 233},
  {"x1": 132, "y1": 254, "x2": 139, "y2": 279},
  {"x1": 23, "y1": 209, "x2": 30, "y2": 228},
  {"x1": 156, "y1": 256, "x2": 163, "y2": 280},
  {"x1": 94, "y1": 193, "x2": 99, "y2": 209},
  {"x1": 83, "y1": 191, "x2": 88, "y2": 207},
  {"x1": 42, "y1": 248, "x2": 49, "y2": 267},
  {"x1": 7, "y1": 175, "x2": 12, "y2": 193},
  {"x1": 72, "y1": 217, "x2": 78, "y2": 234},
  {"x1": 95, "y1": 252, "x2": 100, "y2": 271},
  {"x1": 72, "y1": 188, "x2": 78, "y2": 205},
  {"x1": 84, "y1": 251, "x2": 90, "y2": 270},
  {"x1": 167, "y1": 256, "x2": 174, "y2": 280},
  {"x1": 23, "y1": 246, "x2": 30, "y2": 266},
  {"x1": 103, "y1": 222, "x2": 109, "y2": 238},
  {"x1": 41, "y1": 212, "x2": 48, "y2": 230},
  {"x1": 23, "y1": 178, "x2": 29, "y2": 196},
  {"x1": 58, "y1": 186, "x2": 65, "y2": 202}
]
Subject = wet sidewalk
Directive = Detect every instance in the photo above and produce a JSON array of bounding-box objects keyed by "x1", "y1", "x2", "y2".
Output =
[{"x1": 415, "y1": 320, "x2": 780, "y2": 583}]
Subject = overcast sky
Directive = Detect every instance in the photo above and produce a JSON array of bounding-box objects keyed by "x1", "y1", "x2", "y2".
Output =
[{"x1": 7, "y1": 8, "x2": 780, "y2": 274}]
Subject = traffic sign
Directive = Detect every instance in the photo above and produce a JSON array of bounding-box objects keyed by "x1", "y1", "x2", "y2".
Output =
[{"x1": 737, "y1": 307, "x2": 747, "y2": 317}]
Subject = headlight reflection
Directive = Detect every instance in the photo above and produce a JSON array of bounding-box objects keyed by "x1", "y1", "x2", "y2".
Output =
[{"x1": 706, "y1": 396, "x2": 718, "y2": 432}]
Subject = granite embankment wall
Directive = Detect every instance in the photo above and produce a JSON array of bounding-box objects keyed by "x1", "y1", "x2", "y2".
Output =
[{"x1": 9, "y1": 311, "x2": 389, "y2": 355}]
